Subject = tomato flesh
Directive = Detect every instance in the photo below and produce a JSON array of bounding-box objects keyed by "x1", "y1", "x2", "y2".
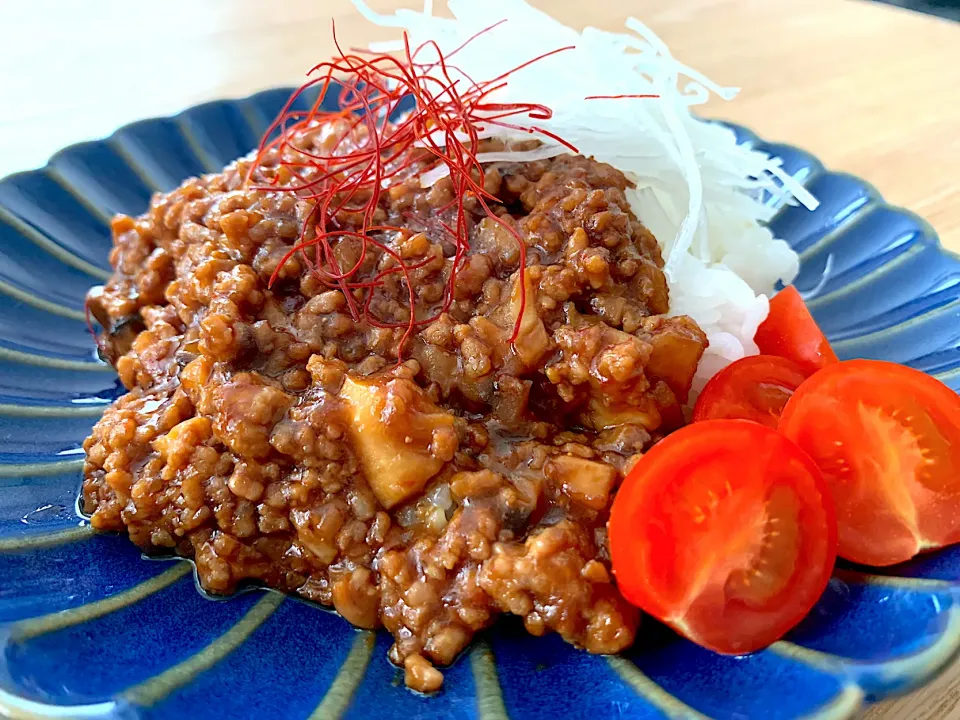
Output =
[
  {"x1": 779, "y1": 359, "x2": 960, "y2": 566},
  {"x1": 693, "y1": 355, "x2": 807, "y2": 428},
  {"x1": 608, "y1": 420, "x2": 836, "y2": 654},
  {"x1": 755, "y1": 286, "x2": 838, "y2": 376}
]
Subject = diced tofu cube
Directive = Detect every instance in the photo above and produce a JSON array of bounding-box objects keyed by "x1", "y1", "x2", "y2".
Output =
[
  {"x1": 584, "y1": 395, "x2": 661, "y2": 432},
  {"x1": 545, "y1": 455, "x2": 618, "y2": 510},
  {"x1": 510, "y1": 272, "x2": 551, "y2": 368},
  {"x1": 488, "y1": 271, "x2": 551, "y2": 368},
  {"x1": 339, "y1": 375, "x2": 456, "y2": 509},
  {"x1": 641, "y1": 316, "x2": 707, "y2": 403}
]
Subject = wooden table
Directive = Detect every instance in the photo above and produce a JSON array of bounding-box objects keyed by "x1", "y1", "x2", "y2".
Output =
[{"x1": 1, "y1": 1, "x2": 958, "y2": 717}]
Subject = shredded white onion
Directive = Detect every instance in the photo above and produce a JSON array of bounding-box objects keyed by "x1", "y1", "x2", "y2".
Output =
[{"x1": 352, "y1": 0, "x2": 816, "y2": 391}]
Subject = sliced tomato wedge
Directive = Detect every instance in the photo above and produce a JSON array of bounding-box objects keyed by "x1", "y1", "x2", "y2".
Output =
[
  {"x1": 693, "y1": 355, "x2": 808, "y2": 428},
  {"x1": 755, "y1": 286, "x2": 838, "y2": 376},
  {"x1": 608, "y1": 420, "x2": 836, "y2": 654},
  {"x1": 779, "y1": 360, "x2": 960, "y2": 566}
]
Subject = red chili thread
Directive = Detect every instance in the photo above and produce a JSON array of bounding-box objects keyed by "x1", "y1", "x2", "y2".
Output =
[{"x1": 245, "y1": 19, "x2": 581, "y2": 357}]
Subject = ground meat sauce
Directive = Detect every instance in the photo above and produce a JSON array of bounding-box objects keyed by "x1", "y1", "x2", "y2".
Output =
[{"x1": 82, "y1": 118, "x2": 708, "y2": 692}]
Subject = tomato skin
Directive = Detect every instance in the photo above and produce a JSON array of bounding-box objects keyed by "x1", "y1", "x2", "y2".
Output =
[
  {"x1": 755, "y1": 286, "x2": 838, "y2": 376},
  {"x1": 608, "y1": 420, "x2": 836, "y2": 655},
  {"x1": 779, "y1": 359, "x2": 960, "y2": 566},
  {"x1": 693, "y1": 355, "x2": 807, "y2": 428}
]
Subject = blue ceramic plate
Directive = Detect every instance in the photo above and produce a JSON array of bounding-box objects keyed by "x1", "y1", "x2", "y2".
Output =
[{"x1": 1, "y1": 86, "x2": 960, "y2": 720}]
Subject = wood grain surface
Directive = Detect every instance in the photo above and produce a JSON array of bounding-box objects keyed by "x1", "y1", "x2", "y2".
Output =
[{"x1": 2, "y1": 1, "x2": 959, "y2": 717}]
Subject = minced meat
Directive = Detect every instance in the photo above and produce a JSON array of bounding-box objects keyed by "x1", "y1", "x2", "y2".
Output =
[{"x1": 82, "y1": 117, "x2": 707, "y2": 692}]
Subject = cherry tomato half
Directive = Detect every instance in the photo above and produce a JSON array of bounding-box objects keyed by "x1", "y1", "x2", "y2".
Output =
[
  {"x1": 693, "y1": 355, "x2": 808, "y2": 428},
  {"x1": 608, "y1": 420, "x2": 836, "y2": 654},
  {"x1": 779, "y1": 360, "x2": 960, "y2": 566},
  {"x1": 755, "y1": 286, "x2": 838, "y2": 376}
]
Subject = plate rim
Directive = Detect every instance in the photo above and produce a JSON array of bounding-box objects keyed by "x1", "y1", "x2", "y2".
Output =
[{"x1": 1, "y1": 85, "x2": 959, "y2": 720}]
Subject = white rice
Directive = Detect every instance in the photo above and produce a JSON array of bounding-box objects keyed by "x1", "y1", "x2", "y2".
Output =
[{"x1": 352, "y1": 0, "x2": 816, "y2": 393}]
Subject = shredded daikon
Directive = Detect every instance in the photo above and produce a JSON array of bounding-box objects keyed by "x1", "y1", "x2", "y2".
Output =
[{"x1": 352, "y1": 0, "x2": 817, "y2": 391}]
